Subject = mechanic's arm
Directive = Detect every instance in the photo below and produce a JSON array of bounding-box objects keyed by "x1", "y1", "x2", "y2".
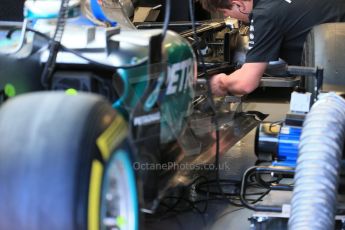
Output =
[{"x1": 210, "y1": 62, "x2": 268, "y2": 96}]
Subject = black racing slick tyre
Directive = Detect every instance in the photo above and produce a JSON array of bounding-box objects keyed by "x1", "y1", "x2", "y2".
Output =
[
  {"x1": 302, "y1": 23, "x2": 345, "y2": 100},
  {"x1": 0, "y1": 92, "x2": 140, "y2": 230}
]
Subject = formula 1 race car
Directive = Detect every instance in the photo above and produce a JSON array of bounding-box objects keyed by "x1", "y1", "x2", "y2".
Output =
[{"x1": 0, "y1": 1, "x2": 262, "y2": 229}]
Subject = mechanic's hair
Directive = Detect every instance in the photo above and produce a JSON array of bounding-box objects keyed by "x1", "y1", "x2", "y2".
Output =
[{"x1": 199, "y1": 0, "x2": 232, "y2": 12}]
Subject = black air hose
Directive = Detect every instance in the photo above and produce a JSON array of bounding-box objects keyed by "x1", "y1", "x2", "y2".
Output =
[
  {"x1": 40, "y1": 0, "x2": 70, "y2": 88},
  {"x1": 289, "y1": 93, "x2": 345, "y2": 230}
]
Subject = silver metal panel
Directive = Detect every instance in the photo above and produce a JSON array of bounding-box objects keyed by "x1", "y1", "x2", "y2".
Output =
[{"x1": 260, "y1": 77, "x2": 300, "y2": 88}]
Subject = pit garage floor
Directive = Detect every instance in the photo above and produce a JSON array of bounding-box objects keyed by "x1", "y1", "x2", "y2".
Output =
[{"x1": 144, "y1": 89, "x2": 292, "y2": 230}]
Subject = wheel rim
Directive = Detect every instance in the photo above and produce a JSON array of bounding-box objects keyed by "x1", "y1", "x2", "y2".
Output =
[{"x1": 100, "y1": 150, "x2": 138, "y2": 230}]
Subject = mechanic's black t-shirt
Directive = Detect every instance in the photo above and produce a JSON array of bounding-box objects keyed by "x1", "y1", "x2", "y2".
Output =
[
  {"x1": 0, "y1": 0, "x2": 24, "y2": 21},
  {"x1": 246, "y1": 0, "x2": 345, "y2": 65}
]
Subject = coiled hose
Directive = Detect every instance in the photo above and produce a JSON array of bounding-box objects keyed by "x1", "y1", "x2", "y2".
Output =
[{"x1": 289, "y1": 93, "x2": 345, "y2": 230}]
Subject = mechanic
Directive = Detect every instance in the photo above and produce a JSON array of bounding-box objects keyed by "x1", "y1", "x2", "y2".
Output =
[{"x1": 200, "y1": 0, "x2": 345, "y2": 96}]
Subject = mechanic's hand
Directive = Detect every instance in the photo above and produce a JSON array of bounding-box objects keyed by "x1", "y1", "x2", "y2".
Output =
[{"x1": 210, "y1": 73, "x2": 228, "y2": 96}]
